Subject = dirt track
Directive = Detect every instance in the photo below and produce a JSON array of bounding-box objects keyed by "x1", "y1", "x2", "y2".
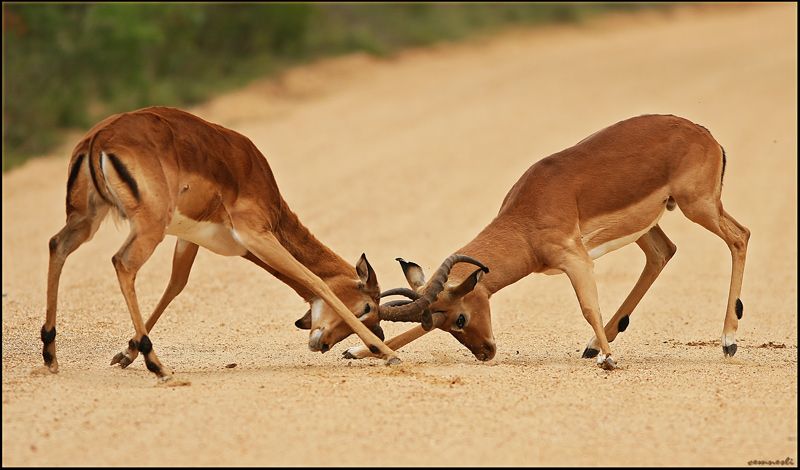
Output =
[{"x1": 2, "y1": 4, "x2": 797, "y2": 466}]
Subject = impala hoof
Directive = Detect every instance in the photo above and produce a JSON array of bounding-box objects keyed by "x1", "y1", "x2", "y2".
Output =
[
  {"x1": 308, "y1": 328, "x2": 325, "y2": 352},
  {"x1": 110, "y1": 351, "x2": 134, "y2": 368},
  {"x1": 384, "y1": 356, "x2": 402, "y2": 366},
  {"x1": 47, "y1": 361, "x2": 59, "y2": 374},
  {"x1": 597, "y1": 354, "x2": 617, "y2": 370},
  {"x1": 722, "y1": 333, "x2": 737, "y2": 357},
  {"x1": 597, "y1": 356, "x2": 617, "y2": 370},
  {"x1": 342, "y1": 349, "x2": 358, "y2": 360},
  {"x1": 582, "y1": 347, "x2": 600, "y2": 359}
]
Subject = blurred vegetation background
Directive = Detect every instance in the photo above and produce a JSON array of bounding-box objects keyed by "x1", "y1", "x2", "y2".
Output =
[{"x1": 3, "y1": 3, "x2": 663, "y2": 171}]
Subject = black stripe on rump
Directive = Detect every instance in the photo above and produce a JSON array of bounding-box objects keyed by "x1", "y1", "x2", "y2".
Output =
[
  {"x1": 721, "y1": 146, "x2": 727, "y2": 184},
  {"x1": 66, "y1": 154, "x2": 85, "y2": 195},
  {"x1": 106, "y1": 153, "x2": 140, "y2": 201}
]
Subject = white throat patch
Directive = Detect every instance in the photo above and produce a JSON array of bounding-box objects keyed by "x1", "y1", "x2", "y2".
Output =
[{"x1": 310, "y1": 298, "x2": 325, "y2": 323}]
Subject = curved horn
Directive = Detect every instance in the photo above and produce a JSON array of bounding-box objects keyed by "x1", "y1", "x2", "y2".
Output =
[
  {"x1": 378, "y1": 254, "x2": 489, "y2": 331},
  {"x1": 422, "y1": 254, "x2": 489, "y2": 301},
  {"x1": 381, "y1": 299, "x2": 413, "y2": 308},
  {"x1": 446, "y1": 267, "x2": 487, "y2": 300},
  {"x1": 380, "y1": 288, "x2": 420, "y2": 300}
]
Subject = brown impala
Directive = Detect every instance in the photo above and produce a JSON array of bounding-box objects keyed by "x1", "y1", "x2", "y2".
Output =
[
  {"x1": 42, "y1": 106, "x2": 483, "y2": 381},
  {"x1": 345, "y1": 114, "x2": 750, "y2": 370}
]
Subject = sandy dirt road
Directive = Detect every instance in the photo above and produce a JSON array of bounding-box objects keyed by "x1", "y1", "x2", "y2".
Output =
[{"x1": 2, "y1": 4, "x2": 796, "y2": 466}]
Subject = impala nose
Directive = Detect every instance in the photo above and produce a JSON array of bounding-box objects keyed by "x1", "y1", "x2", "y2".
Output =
[
  {"x1": 474, "y1": 341, "x2": 496, "y2": 361},
  {"x1": 369, "y1": 323, "x2": 385, "y2": 341},
  {"x1": 309, "y1": 328, "x2": 325, "y2": 352}
]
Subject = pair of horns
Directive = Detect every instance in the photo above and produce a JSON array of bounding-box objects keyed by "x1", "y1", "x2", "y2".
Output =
[{"x1": 377, "y1": 254, "x2": 488, "y2": 330}]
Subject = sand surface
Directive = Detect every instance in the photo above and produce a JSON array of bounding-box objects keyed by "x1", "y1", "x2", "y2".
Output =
[{"x1": 2, "y1": 4, "x2": 797, "y2": 466}]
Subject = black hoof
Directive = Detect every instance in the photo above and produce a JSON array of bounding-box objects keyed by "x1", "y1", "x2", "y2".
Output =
[
  {"x1": 384, "y1": 356, "x2": 401, "y2": 366},
  {"x1": 599, "y1": 355, "x2": 617, "y2": 370},
  {"x1": 111, "y1": 352, "x2": 133, "y2": 368},
  {"x1": 110, "y1": 352, "x2": 123, "y2": 365},
  {"x1": 582, "y1": 347, "x2": 600, "y2": 359},
  {"x1": 722, "y1": 343, "x2": 738, "y2": 357},
  {"x1": 342, "y1": 350, "x2": 356, "y2": 360},
  {"x1": 42, "y1": 349, "x2": 54, "y2": 366}
]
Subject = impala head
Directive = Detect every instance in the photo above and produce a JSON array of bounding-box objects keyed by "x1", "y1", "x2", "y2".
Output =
[
  {"x1": 294, "y1": 253, "x2": 384, "y2": 353},
  {"x1": 380, "y1": 255, "x2": 496, "y2": 361}
]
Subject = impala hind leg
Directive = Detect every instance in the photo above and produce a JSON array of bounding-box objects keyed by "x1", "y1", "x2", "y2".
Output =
[
  {"x1": 112, "y1": 220, "x2": 173, "y2": 380},
  {"x1": 42, "y1": 206, "x2": 109, "y2": 373},
  {"x1": 112, "y1": 239, "x2": 199, "y2": 368},
  {"x1": 583, "y1": 225, "x2": 677, "y2": 358},
  {"x1": 561, "y1": 250, "x2": 616, "y2": 370},
  {"x1": 679, "y1": 200, "x2": 750, "y2": 357},
  {"x1": 232, "y1": 226, "x2": 400, "y2": 364}
]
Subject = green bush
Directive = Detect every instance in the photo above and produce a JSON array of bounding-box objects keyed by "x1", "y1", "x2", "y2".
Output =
[{"x1": 2, "y1": 3, "x2": 660, "y2": 171}]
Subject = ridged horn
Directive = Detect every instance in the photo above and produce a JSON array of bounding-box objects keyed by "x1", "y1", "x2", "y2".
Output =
[
  {"x1": 378, "y1": 254, "x2": 488, "y2": 331},
  {"x1": 379, "y1": 288, "x2": 420, "y2": 300}
]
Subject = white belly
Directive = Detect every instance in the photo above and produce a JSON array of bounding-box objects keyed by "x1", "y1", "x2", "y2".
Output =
[
  {"x1": 583, "y1": 205, "x2": 667, "y2": 260},
  {"x1": 542, "y1": 268, "x2": 564, "y2": 275},
  {"x1": 165, "y1": 211, "x2": 247, "y2": 256},
  {"x1": 586, "y1": 227, "x2": 652, "y2": 259}
]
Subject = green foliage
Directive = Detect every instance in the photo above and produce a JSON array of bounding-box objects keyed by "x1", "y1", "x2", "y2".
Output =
[{"x1": 2, "y1": 3, "x2": 659, "y2": 171}]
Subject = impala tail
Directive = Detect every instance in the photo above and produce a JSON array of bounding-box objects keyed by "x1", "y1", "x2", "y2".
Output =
[{"x1": 79, "y1": 131, "x2": 141, "y2": 222}]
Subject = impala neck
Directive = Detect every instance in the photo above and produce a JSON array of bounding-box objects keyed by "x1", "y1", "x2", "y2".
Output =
[
  {"x1": 450, "y1": 216, "x2": 537, "y2": 296},
  {"x1": 269, "y1": 202, "x2": 355, "y2": 302}
]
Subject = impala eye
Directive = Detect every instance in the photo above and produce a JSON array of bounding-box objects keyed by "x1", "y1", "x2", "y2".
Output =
[
  {"x1": 363, "y1": 304, "x2": 372, "y2": 314},
  {"x1": 456, "y1": 314, "x2": 466, "y2": 329}
]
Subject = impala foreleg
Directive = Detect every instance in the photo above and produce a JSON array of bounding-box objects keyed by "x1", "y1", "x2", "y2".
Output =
[
  {"x1": 112, "y1": 239, "x2": 199, "y2": 368},
  {"x1": 583, "y1": 225, "x2": 676, "y2": 358},
  {"x1": 233, "y1": 228, "x2": 400, "y2": 364},
  {"x1": 562, "y1": 251, "x2": 616, "y2": 370}
]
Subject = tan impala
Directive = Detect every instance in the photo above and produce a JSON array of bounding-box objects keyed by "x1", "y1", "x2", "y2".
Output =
[
  {"x1": 345, "y1": 114, "x2": 750, "y2": 370},
  {"x1": 41, "y1": 106, "x2": 480, "y2": 381}
]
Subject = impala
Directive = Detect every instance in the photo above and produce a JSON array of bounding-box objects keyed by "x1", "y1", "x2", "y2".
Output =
[
  {"x1": 42, "y1": 106, "x2": 478, "y2": 380},
  {"x1": 344, "y1": 114, "x2": 750, "y2": 369}
]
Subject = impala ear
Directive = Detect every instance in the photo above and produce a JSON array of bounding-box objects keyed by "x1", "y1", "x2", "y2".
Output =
[
  {"x1": 447, "y1": 267, "x2": 486, "y2": 300},
  {"x1": 294, "y1": 309, "x2": 312, "y2": 330},
  {"x1": 355, "y1": 253, "x2": 380, "y2": 296},
  {"x1": 396, "y1": 257, "x2": 425, "y2": 290}
]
